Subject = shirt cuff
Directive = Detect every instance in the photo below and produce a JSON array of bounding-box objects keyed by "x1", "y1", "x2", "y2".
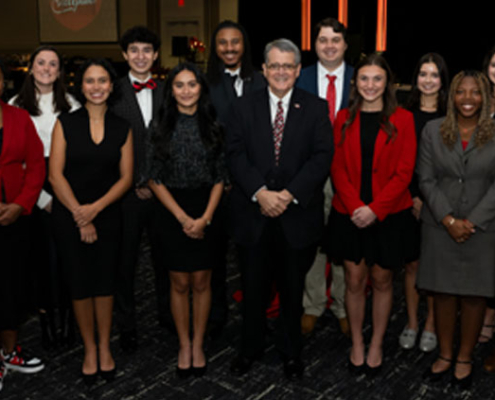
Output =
[
  {"x1": 252, "y1": 186, "x2": 267, "y2": 202},
  {"x1": 37, "y1": 190, "x2": 52, "y2": 210}
]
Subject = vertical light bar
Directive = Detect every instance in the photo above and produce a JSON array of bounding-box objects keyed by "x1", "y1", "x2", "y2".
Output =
[
  {"x1": 301, "y1": 0, "x2": 311, "y2": 51},
  {"x1": 338, "y1": 0, "x2": 348, "y2": 27},
  {"x1": 376, "y1": 0, "x2": 387, "y2": 52}
]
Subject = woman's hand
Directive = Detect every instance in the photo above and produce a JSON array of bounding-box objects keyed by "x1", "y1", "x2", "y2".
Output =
[
  {"x1": 411, "y1": 197, "x2": 423, "y2": 220},
  {"x1": 80, "y1": 222, "x2": 97, "y2": 244},
  {"x1": 0, "y1": 203, "x2": 24, "y2": 226},
  {"x1": 183, "y1": 218, "x2": 208, "y2": 240},
  {"x1": 351, "y1": 206, "x2": 377, "y2": 228},
  {"x1": 44, "y1": 200, "x2": 53, "y2": 214},
  {"x1": 73, "y1": 203, "x2": 100, "y2": 227},
  {"x1": 443, "y1": 216, "x2": 475, "y2": 243}
]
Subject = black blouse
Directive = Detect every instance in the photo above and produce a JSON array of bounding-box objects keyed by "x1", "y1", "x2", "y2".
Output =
[
  {"x1": 360, "y1": 111, "x2": 381, "y2": 204},
  {"x1": 149, "y1": 113, "x2": 227, "y2": 189}
]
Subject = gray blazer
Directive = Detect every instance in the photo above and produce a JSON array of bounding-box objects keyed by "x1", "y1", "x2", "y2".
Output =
[{"x1": 418, "y1": 117, "x2": 495, "y2": 232}]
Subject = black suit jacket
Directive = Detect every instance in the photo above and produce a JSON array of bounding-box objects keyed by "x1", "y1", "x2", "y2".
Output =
[
  {"x1": 226, "y1": 88, "x2": 333, "y2": 249},
  {"x1": 209, "y1": 70, "x2": 266, "y2": 126},
  {"x1": 111, "y1": 76, "x2": 165, "y2": 185}
]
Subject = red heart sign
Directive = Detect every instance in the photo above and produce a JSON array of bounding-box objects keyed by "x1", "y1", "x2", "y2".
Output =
[{"x1": 50, "y1": 0, "x2": 102, "y2": 32}]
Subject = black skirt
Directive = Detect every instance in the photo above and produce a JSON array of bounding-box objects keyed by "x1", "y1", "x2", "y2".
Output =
[
  {"x1": 324, "y1": 208, "x2": 418, "y2": 270},
  {"x1": 154, "y1": 186, "x2": 220, "y2": 272}
]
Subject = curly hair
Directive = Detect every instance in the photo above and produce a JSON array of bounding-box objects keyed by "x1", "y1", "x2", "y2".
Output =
[
  {"x1": 153, "y1": 62, "x2": 223, "y2": 161},
  {"x1": 342, "y1": 53, "x2": 397, "y2": 143},
  {"x1": 406, "y1": 52, "x2": 449, "y2": 114},
  {"x1": 440, "y1": 70, "x2": 495, "y2": 148}
]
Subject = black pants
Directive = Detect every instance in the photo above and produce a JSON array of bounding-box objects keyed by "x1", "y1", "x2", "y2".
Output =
[
  {"x1": 0, "y1": 217, "x2": 30, "y2": 330},
  {"x1": 237, "y1": 219, "x2": 317, "y2": 359},
  {"x1": 114, "y1": 190, "x2": 171, "y2": 333}
]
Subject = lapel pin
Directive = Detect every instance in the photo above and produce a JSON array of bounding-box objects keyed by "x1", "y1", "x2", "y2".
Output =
[{"x1": 294, "y1": 103, "x2": 301, "y2": 109}]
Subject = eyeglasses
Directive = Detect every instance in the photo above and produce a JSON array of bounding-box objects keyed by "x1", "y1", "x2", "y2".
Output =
[{"x1": 266, "y1": 63, "x2": 298, "y2": 71}]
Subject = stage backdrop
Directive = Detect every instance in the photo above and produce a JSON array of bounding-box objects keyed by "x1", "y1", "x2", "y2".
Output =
[{"x1": 38, "y1": 0, "x2": 118, "y2": 43}]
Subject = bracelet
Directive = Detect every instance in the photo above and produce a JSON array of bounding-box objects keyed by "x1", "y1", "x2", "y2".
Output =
[{"x1": 448, "y1": 217, "x2": 455, "y2": 226}]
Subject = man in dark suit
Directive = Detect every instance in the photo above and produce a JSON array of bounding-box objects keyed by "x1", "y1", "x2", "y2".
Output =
[
  {"x1": 227, "y1": 39, "x2": 333, "y2": 379},
  {"x1": 205, "y1": 20, "x2": 266, "y2": 338},
  {"x1": 111, "y1": 26, "x2": 170, "y2": 352},
  {"x1": 296, "y1": 17, "x2": 353, "y2": 336}
]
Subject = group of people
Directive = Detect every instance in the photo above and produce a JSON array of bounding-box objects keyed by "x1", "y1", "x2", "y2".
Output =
[{"x1": 1, "y1": 16, "x2": 495, "y2": 394}]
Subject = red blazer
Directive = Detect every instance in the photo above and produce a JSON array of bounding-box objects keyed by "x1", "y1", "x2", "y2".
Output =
[
  {"x1": 331, "y1": 107, "x2": 416, "y2": 221},
  {"x1": 0, "y1": 100, "x2": 45, "y2": 215}
]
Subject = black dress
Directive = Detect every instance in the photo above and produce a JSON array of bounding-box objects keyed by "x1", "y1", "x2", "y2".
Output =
[
  {"x1": 326, "y1": 112, "x2": 415, "y2": 270},
  {"x1": 149, "y1": 113, "x2": 227, "y2": 272},
  {"x1": 52, "y1": 108, "x2": 130, "y2": 299}
]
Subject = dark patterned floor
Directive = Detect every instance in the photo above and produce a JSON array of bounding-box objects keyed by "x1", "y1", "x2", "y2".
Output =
[{"x1": 2, "y1": 240, "x2": 495, "y2": 399}]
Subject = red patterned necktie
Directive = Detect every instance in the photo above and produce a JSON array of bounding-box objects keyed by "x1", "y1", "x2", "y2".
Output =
[
  {"x1": 133, "y1": 78, "x2": 157, "y2": 93},
  {"x1": 326, "y1": 74, "x2": 337, "y2": 125},
  {"x1": 273, "y1": 100, "x2": 284, "y2": 165}
]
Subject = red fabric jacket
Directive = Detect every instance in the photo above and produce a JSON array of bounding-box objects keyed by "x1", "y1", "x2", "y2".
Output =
[
  {"x1": 331, "y1": 107, "x2": 416, "y2": 221},
  {"x1": 0, "y1": 100, "x2": 45, "y2": 215}
]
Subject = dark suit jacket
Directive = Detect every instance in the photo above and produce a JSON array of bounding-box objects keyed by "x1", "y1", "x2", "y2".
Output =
[
  {"x1": 111, "y1": 76, "x2": 165, "y2": 185},
  {"x1": 0, "y1": 100, "x2": 45, "y2": 214},
  {"x1": 209, "y1": 69, "x2": 266, "y2": 126},
  {"x1": 226, "y1": 88, "x2": 333, "y2": 249},
  {"x1": 331, "y1": 107, "x2": 416, "y2": 221},
  {"x1": 296, "y1": 62, "x2": 354, "y2": 112}
]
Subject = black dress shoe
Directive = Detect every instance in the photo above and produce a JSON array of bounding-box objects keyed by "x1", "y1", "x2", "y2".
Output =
[
  {"x1": 230, "y1": 355, "x2": 254, "y2": 376},
  {"x1": 100, "y1": 368, "x2": 116, "y2": 382},
  {"x1": 348, "y1": 360, "x2": 366, "y2": 376},
  {"x1": 365, "y1": 363, "x2": 382, "y2": 378},
  {"x1": 452, "y1": 360, "x2": 473, "y2": 390},
  {"x1": 192, "y1": 362, "x2": 207, "y2": 378},
  {"x1": 176, "y1": 366, "x2": 192, "y2": 379},
  {"x1": 283, "y1": 358, "x2": 304, "y2": 381},
  {"x1": 120, "y1": 331, "x2": 138, "y2": 353},
  {"x1": 81, "y1": 371, "x2": 98, "y2": 386},
  {"x1": 422, "y1": 355, "x2": 452, "y2": 383}
]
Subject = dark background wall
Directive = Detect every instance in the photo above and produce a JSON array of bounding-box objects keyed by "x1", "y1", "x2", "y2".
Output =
[{"x1": 239, "y1": 0, "x2": 495, "y2": 85}]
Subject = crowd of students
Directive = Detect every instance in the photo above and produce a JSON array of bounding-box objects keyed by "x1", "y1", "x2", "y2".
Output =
[{"x1": 1, "y1": 17, "x2": 495, "y2": 394}]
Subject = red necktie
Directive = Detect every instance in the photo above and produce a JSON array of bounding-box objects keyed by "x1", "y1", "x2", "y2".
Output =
[
  {"x1": 273, "y1": 100, "x2": 284, "y2": 165},
  {"x1": 326, "y1": 74, "x2": 337, "y2": 125},
  {"x1": 133, "y1": 78, "x2": 157, "y2": 93}
]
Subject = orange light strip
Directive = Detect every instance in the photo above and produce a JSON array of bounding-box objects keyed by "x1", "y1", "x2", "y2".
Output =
[
  {"x1": 301, "y1": 0, "x2": 311, "y2": 51},
  {"x1": 376, "y1": 0, "x2": 387, "y2": 52},
  {"x1": 338, "y1": 0, "x2": 348, "y2": 27}
]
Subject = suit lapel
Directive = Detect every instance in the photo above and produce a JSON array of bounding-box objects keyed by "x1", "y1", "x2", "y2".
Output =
[
  {"x1": 122, "y1": 77, "x2": 146, "y2": 130},
  {"x1": 280, "y1": 89, "x2": 304, "y2": 161},
  {"x1": 255, "y1": 90, "x2": 276, "y2": 165},
  {"x1": 340, "y1": 63, "x2": 353, "y2": 110}
]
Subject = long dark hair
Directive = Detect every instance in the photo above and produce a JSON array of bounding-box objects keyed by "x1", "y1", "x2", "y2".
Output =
[
  {"x1": 406, "y1": 52, "x2": 449, "y2": 114},
  {"x1": 74, "y1": 58, "x2": 118, "y2": 105},
  {"x1": 482, "y1": 45, "x2": 495, "y2": 93},
  {"x1": 206, "y1": 20, "x2": 255, "y2": 85},
  {"x1": 13, "y1": 45, "x2": 71, "y2": 116},
  {"x1": 154, "y1": 62, "x2": 223, "y2": 161},
  {"x1": 342, "y1": 53, "x2": 397, "y2": 142}
]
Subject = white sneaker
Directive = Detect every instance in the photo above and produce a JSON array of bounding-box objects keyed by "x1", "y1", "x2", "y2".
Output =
[{"x1": 419, "y1": 331, "x2": 438, "y2": 352}]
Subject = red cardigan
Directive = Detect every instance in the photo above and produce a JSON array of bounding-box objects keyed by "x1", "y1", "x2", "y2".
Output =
[
  {"x1": 331, "y1": 107, "x2": 416, "y2": 221},
  {"x1": 0, "y1": 100, "x2": 45, "y2": 215}
]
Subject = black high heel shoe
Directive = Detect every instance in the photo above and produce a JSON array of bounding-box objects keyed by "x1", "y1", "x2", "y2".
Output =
[
  {"x1": 192, "y1": 361, "x2": 207, "y2": 378},
  {"x1": 81, "y1": 371, "x2": 98, "y2": 386},
  {"x1": 348, "y1": 360, "x2": 365, "y2": 376},
  {"x1": 452, "y1": 360, "x2": 473, "y2": 390},
  {"x1": 176, "y1": 366, "x2": 192, "y2": 379},
  {"x1": 100, "y1": 368, "x2": 116, "y2": 382},
  {"x1": 423, "y1": 355, "x2": 452, "y2": 382}
]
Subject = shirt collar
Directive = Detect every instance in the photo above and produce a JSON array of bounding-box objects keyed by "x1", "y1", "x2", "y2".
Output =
[
  {"x1": 268, "y1": 87, "x2": 293, "y2": 108},
  {"x1": 129, "y1": 71, "x2": 152, "y2": 84},
  {"x1": 224, "y1": 67, "x2": 241, "y2": 77},
  {"x1": 317, "y1": 60, "x2": 345, "y2": 81}
]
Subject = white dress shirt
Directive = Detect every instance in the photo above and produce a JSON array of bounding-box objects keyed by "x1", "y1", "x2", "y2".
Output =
[
  {"x1": 317, "y1": 61, "x2": 345, "y2": 111},
  {"x1": 129, "y1": 72, "x2": 153, "y2": 128},
  {"x1": 224, "y1": 67, "x2": 243, "y2": 97}
]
